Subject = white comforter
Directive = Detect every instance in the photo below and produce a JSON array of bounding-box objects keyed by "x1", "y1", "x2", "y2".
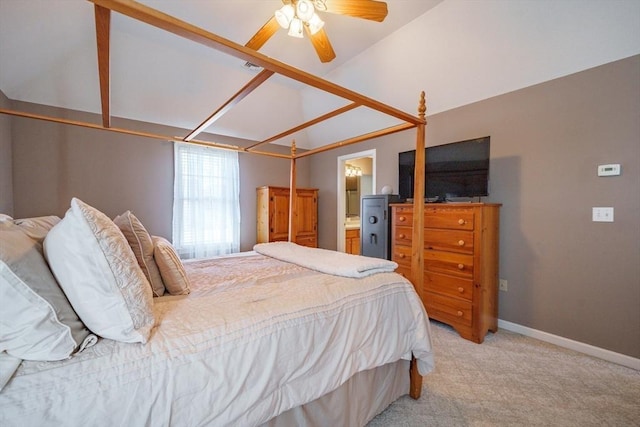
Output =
[{"x1": 0, "y1": 252, "x2": 434, "y2": 427}]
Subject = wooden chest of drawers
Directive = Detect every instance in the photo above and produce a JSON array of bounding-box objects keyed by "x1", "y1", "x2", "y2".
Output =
[{"x1": 391, "y1": 203, "x2": 501, "y2": 343}]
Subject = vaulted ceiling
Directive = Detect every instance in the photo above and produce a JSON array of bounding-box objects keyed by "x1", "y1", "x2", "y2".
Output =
[
  {"x1": 1, "y1": 1, "x2": 638, "y2": 150},
  {"x1": 0, "y1": 0, "x2": 441, "y2": 149}
]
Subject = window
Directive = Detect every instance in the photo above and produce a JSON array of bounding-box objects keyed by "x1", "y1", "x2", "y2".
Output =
[{"x1": 173, "y1": 143, "x2": 240, "y2": 259}]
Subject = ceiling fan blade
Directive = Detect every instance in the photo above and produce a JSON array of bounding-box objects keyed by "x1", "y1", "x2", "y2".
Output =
[
  {"x1": 323, "y1": 0, "x2": 388, "y2": 22},
  {"x1": 306, "y1": 27, "x2": 336, "y2": 63},
  {"x1": 245, "y1": 16, "x2": 280, "y2": 51}
]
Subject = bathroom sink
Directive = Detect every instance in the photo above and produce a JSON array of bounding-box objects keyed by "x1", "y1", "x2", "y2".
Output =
[{"x1": 345, "y1": 218, "x2": 360, "y2": 229}]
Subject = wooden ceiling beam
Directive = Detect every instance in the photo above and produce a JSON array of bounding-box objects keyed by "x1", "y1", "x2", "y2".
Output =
[
  {"x1": 183, "y1": 69, "x2": 274, "y2": 142},
  {"x1": 0, "y1": 108, "x2": 290, "y2": 159},
  {"x1": 94, "y1": 4, "x2": 111, "y2": 128},
  {"x1": 245, "y1": 102, "x2": 360, "y2": 150},
  {"x1": 88, "y1": 0, "x2": 423, "y2": 126},
  {"x1": 295, "y1": 122, "x2": 416, "y2": 158},
  {"x1": 0, "y1": 105, "x2": 415, "y2": 160},
  {"x1": 1, "y1": 1, "x2": 425, "y2": 165}
]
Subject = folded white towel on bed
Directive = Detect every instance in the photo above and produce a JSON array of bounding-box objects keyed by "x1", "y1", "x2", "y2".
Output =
[{"x1": 253, "y1": 242, "x2": 398, "y2": 278}]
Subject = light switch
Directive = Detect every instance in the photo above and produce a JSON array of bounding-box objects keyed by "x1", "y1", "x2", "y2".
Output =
[{"x1": 592, "y1": 207, "x2": 614, "y2": 222}]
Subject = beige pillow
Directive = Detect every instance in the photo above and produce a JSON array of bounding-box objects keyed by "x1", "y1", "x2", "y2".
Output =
[
  {"x1": 152, "y1": 236, "x2": 191, "y2": 295},
  {"x1": 44, "y1": 198, "x2": 155, "y2": 344},
  {"x1": 14, "y1": 215, "x2": 61, "y2": 243},
  {"x1": 114, "y1": 211, "x2": 165, "y2": 297},
  {"x1": 0, "y1": 221, "x2": 96, "y2": 361}
]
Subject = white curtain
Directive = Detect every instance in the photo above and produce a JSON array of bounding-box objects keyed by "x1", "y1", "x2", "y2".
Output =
[{"x1": 172, "y1": 143, "x2": 240, "y2": 259}]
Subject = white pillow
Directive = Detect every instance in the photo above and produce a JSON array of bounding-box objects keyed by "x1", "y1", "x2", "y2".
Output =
[
  {"x1": 0, "y1": 221, "x2": 96, "y2": 361},
  {"x1": 152, "y1": 236, "x2": 191, "y2": 295},
  {"x1": 44, "y1": 198, "x2": 155, "y2": 343},
  {"x1": 114, "y1": 211, "x2": 165, "y2": 297},
  {"x1": 0, "y1": 214, "x2": 13, "y2": 223}
]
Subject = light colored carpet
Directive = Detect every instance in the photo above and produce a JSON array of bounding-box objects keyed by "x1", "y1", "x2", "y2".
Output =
[{"x1": 368, "y1": 321, "x2": 640, "y2": 426}]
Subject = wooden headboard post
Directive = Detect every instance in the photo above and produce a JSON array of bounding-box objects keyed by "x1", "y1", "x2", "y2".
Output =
[
  {"x1": 288, "y1": 140, "x2": 298, "y2": 243},
  {"x1": 411, "y1": 92, "x2": 426, "y2": 302},
  {"x1": 409, "y1": 91, "x2": 427, "y2": 400}
]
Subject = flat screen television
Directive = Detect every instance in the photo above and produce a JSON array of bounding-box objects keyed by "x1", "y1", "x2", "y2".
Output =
[{"x1": 398, "y1": 136, "x2": 490, "y2": 201}]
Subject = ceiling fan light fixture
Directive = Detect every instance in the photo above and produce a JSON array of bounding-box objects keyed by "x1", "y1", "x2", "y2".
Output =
[
  {"x1": 306, "y1": 13, "x2": 324, "y2": 35},
  {"x1": 288, "y1": 17, "x2": 304, "y2": 38},
  {"x1": 313, "y1": 0, "x2": 328, "y2": 12},
  {"x1": 275, "y1": 4, "x2": 295, "y2": 29},
  {"x1": 250, "y1": 0, "x2": 387, "y2": 63},
  {"x1": 296, "y1": 0, "x2": 315, "y2": 22}
]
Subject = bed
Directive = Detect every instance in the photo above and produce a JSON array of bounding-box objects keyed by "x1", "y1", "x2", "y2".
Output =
[
  {"x1": 1, "y1": 0, "x2": 433, "y2": 425},
  {"x1": 1, "y1": 208, "x2": 433, "y2": 426}
]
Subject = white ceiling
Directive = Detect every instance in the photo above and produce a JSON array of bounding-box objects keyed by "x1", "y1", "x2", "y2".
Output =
[
  {"x1": 0, "y1": 0, "x2": 442, "y2": 148},
  {"x1": 1, "y1": 1, "x2": 638, "y2": 150}
]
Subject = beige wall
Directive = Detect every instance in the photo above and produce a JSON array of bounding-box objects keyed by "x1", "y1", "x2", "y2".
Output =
[
  {"x1": 0, "y1": 91, "x2": 13, "y2": 215},
  {"x1": 8, "y1": 102, "x2": 309, "y2": 252},
  {"x1": 309, "y1": 56, "x2": 640, "y2": 358},
  {"x1": 4, "y1": 56, "x2": 638, "y2": 359}
]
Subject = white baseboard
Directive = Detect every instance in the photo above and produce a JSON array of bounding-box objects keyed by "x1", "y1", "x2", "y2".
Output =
[{"x1": 498, "y1": 319, "x2": 640, "y2": 371}]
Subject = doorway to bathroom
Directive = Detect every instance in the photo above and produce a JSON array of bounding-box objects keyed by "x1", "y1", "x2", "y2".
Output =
[{"x1": 336, "y1": 149, "x2": 376, "y2": 253}]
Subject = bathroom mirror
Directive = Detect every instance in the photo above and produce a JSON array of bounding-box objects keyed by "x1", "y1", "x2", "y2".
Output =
[
  {"x1": 344, "y1": 158, "x2": 373, "y2": 220},
  {"x1": 346, "y1": 175, "x2": 360, "y2": 218}
]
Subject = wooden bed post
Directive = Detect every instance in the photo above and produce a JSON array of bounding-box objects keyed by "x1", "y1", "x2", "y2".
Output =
[
  {"x1": 409, "y1": 91, "x2": 427, "y2": 400},
  {"x1": 288, "y1": 140, "x2": 298, "y2": 243},
  {"x1": 410, "y1": 357, "x2": 422, "y2": 399},
  {"x1": 94, "y1": 4, "x2": 111, "y2": 128},
  {"x1": 411, "y1": 92, "x2": 426, "y2": 302}
]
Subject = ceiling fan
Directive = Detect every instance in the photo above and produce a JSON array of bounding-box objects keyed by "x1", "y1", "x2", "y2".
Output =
[{"x1": 245, "y1": 0, "x2": 388, "y2": 63}]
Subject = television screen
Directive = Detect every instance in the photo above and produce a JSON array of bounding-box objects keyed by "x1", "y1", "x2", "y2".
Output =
[{"x1": 399, "y1": 136, "x2": 490, "y2": 201}]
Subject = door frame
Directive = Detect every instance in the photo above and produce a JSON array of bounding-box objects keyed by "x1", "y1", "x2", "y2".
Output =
[{"x1": 336, "y1": 149, "x2": 376, "y2": 252}]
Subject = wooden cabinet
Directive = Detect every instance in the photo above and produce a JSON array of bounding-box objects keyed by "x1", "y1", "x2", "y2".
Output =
[
  {"x1": 256, "y1": 186, "x2": 318, "y2": 247},
  {"x1": 391, "y1": 203, "x2": 501, "y2": 343},
  {"x1": 345, "y1": 228, "x2": 360, "y2": 255}
]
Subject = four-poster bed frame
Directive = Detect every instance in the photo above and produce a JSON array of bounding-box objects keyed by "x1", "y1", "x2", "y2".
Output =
[{"x1": 0, "y1": 0, "x2": 428, "y2": 401}]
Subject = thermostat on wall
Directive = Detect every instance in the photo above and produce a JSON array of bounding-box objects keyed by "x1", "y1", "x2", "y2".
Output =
[{"x1": 597, "y1": 164, "x2": 621, "y2": 176}]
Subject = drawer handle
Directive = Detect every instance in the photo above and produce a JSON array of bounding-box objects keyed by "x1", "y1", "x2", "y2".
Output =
[
  {"x1": 458, "y1": 239, "x2": 465, "y2": 246},
  {"x1": 457, "y1": 263, "x2": 465, "y2": 270},
  {"x1": 456, "y1": 311, "x2": 463, "y2": 317},
  {"x1": 457, "y1": 287, "x2": 464, "y2": 293},
  {"x1": 458, "y1": 219, "x2": 465, "y2": 225},
  {"x1": 398, "y1": 253, "x2": 406, "y2": 259},
  {"x1": 399, "y1": 216, "x2": 406, "y2": 222},
  {"x1": 398, "y1": 234, "x2": 405, "y2": 239}
]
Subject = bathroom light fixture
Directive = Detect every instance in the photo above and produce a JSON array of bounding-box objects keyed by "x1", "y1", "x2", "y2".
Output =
[{"x1": 345, "y1": 164, "x2": 362, "y2": 177}]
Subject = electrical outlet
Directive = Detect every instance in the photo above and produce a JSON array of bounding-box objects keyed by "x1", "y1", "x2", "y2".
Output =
[{"x1": 499, "y1": 279, "x2": 508, "y2": 292}]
